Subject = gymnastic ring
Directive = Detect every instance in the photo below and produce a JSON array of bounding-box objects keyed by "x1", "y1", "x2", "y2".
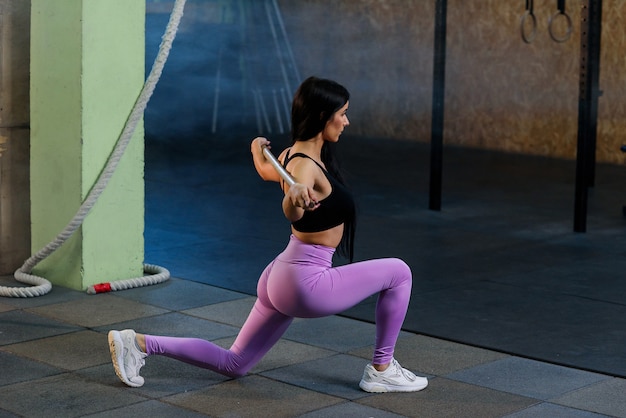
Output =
[
  {"x1": 520, "y1": 10, "x2": 537, "y2": 44},
  {"x1": 548, "y1": 11, "x2": 572, "y2": 43}
]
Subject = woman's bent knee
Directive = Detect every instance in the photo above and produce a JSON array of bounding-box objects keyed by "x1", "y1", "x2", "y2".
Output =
[{"x1": 390, "y1": 258, "x2": 412, "y2": 283}]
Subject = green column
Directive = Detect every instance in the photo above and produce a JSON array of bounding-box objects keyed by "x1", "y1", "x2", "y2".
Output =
[{"x1": 30, "y1": 0, "x2": 145, "y2": 290}]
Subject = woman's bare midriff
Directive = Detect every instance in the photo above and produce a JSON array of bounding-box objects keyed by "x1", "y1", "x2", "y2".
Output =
[{"x1": 292, "y1": 223, "x2": 344, "y2": 249}]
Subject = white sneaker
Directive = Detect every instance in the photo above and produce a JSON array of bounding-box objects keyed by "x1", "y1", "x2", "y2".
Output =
[
  {"x1": 359, "y1": 358, "x2": 428, "y2": 393},
  {"x1": 108, "y1": 329, "x2": 147, "y2": 387}
]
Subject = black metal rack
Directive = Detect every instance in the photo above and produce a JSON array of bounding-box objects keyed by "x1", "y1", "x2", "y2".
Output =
[{"x1": 622, "y1": 145, "x2": 626, "y2": 217}]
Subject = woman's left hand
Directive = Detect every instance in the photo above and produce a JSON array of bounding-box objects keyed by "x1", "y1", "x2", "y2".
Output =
[{"x1": 251, "y1": 137, "x2": 281, "y2": 182}]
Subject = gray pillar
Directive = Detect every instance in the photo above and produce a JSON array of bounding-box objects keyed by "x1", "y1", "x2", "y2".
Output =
[{"x1": 0, "y1": 0, "x2": 30, "y2": 274}]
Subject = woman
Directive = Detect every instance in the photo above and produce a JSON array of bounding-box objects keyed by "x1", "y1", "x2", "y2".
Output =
[{"x1": 108, "y1": 76, "x2": 427, "y2": 393}]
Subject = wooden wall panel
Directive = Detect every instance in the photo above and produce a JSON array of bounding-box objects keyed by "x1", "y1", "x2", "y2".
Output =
[{"x1": 597, "y1": 0, "x2": 626, "y2": 163}]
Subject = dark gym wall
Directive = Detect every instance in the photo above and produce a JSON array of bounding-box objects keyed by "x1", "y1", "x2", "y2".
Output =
[{"x1": 278, "y1": 0, "x2": 625, "y2": 164}]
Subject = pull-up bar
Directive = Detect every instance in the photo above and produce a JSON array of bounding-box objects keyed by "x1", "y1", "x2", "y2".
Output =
[
  {"x1": 574, "y1": 0, "x2": 603, "y2": 232},
  {"x1": 428, "y1": 0, "x2": 447, "y2": 211}
]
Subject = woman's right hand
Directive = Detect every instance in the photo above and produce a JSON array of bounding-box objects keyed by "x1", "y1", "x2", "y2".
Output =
[{"x1": 286, "y1": 182, "x2": 320, "y2": 211}]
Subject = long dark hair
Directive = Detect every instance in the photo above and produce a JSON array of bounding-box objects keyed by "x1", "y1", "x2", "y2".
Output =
[{"x1": 291, "y1": 76, "x2": 356, "y2": 262}]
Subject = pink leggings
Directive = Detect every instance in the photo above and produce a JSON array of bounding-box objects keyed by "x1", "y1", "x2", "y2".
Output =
[{"x1": 145, "y1": 234, "x2": 412, "y2": 378}]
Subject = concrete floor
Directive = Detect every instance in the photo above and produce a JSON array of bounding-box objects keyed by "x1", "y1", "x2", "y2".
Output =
[{"x1": 1, "y1": 274, "x2": 626, "y2": 417}]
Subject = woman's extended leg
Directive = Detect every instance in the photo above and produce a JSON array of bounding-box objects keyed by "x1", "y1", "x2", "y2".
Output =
[
  {"x1": 144, "y1": 297, "x2": 293, "y2": 378},
  {"x1": 144, "y1": 259, "x2": 294, "y2": 378},
  {"x1": 109, "y1": 262, "x2": 294, "y2": 387}
]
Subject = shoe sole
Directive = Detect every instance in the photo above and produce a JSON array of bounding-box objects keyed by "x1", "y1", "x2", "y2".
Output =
[
  {"x1": 108, "y1": 331, "x2": 142, "y2": 388},
  {"x1": 359, "y1": 379, "x2": 428, "y2": 393}
]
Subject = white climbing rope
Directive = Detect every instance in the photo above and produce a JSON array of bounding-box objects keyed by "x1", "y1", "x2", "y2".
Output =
[{"x1": 0, "y1": 0, "x2": 187, "y2": 298}]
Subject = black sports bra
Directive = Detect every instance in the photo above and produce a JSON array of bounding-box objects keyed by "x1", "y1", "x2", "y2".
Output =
[{"x1": 282, "y1": 151, "x2": 355, "y2": 233}]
